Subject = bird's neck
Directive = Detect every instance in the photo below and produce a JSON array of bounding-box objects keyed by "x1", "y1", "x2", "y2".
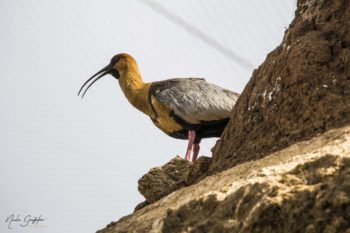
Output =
[{"x1": 118, "y1": 65, "x2": 153, "y2": 116}]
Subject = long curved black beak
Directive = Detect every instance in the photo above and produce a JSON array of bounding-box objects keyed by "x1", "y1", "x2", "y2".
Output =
[{"x1": 78, "y1": 63, "x2": 113, "y2": 98}]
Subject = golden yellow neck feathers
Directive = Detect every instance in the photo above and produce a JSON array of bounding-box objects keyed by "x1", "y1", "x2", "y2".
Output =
[{"x1": 116, "y1": 56, "x2": 152, "y2": 116}]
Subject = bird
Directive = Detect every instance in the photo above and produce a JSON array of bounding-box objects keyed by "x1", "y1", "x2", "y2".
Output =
[{"x1": 78, "y1": 53, "x2": 239, "y2": 162}]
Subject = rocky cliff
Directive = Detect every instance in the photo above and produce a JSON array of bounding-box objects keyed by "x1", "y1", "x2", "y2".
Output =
[
  {"x1": 97, "y1": 0, "x2": 350, "y2": 232},
  {"x1": 98, "y1": 126, "x2": 350, "y2": 233},
  {"x1": 210, "y1": 0, "x2": 350, "y2": 174}
]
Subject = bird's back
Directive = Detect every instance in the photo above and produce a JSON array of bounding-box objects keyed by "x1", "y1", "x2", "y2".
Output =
[{"x1": 149, "y1": 78, "x2": 239, "y2": 125}]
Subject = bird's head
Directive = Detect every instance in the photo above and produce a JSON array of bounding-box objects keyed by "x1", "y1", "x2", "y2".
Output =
[{"x1": 78, "y1": 53, "x2": 137, "y2": 98}]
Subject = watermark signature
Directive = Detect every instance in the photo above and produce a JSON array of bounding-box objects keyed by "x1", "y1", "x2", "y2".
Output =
[{"x1": 5, "y1": 214, "x2": 47, "y2": 229}]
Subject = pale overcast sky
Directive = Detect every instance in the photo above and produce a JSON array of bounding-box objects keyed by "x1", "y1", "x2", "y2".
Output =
[{"x1": 0, "y1": 1, "x2": 295, "y2": 232}]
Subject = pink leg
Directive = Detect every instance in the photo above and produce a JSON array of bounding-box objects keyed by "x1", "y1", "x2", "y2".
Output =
[
  {"x1": 185, "y1": 130, "x2": 195, "y2": 161},
  {"x1": 192, "y1": 144, "x2": 200, "y2": 162}
]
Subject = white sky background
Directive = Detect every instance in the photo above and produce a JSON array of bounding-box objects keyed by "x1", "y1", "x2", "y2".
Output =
[{"x1": 0, "y1": 1, "x2": 296, "y2": 232}]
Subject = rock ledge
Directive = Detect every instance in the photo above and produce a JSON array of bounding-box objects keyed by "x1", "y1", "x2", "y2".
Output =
[{"x1": 98, "y1": 125, "x2": 350, "y2": 233}]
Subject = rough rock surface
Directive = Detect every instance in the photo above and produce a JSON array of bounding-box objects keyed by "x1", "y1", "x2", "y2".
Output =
[
  {"x1": 186, "y1": 156, "x2": 212, "y2": 185},
  {"x1": 163, "y1": 155, "x2": 350, "y2": 233},
  {"x1": 209, "y1": 0, "x2": 350, "y2": 175},
  {"x1": 138, "y1": 156, "x2": 192, "y2": 204},
  {"x1": 137, "y1": 156, "x2": 211, "y2": 207},
  {"x1": 97, "y1": 125, "x2": 350, "y2": 233}
]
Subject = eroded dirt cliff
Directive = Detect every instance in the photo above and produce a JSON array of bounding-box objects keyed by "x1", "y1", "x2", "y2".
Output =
[{"x1": 210, "y1": 0, "x2": 350, "y2": 175}]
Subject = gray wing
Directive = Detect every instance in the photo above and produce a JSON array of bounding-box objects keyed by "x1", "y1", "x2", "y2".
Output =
[{"x1": 150, "y1": 78, "x2": 239, "y2": 124}]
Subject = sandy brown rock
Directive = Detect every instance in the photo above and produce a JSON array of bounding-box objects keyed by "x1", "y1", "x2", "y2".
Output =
[
  {"x1": 209, "y1": 0, "x2": 350, "y2": 175},
  {"x1": 137, "y1": 156, "x2": 211, "y2": 208},
  {"x1": 133, "y1": 200, "x2": 150, "y2": 212},
  {"x1": 186, "y1": 156, "x2": 211, "y2": 185},
  {"x1": 138, "y1": 156, "x2": 191, "y2": 204},
  {"x1": 163, "y1": 155, "x2": 350, "y2": 233},
  {"x1": 97, "y1": 125, "x2": 350, "y2": 233}
]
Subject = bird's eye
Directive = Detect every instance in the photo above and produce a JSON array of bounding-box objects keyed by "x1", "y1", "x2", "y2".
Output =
[{"x1": 111, "y1": 55, "x2": 120, "y2": 64}]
